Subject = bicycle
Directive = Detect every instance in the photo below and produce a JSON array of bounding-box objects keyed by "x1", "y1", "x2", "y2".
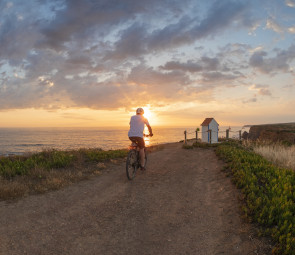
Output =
[{"x1": 126, "y1": 135, "x2": 150, "y2": 180}]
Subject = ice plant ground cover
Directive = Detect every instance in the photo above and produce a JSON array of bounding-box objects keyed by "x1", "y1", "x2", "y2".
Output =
[{"x1": 216, "y1": 141, "x2": 295, "y2": 254}]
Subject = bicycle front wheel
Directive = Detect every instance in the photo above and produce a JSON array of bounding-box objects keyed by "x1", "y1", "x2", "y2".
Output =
[{"x1": 126, "y1": 150, "x2": 138, "y2": 180}]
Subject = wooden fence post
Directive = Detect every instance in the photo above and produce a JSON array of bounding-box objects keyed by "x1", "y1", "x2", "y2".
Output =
[
  {"x1": 209, "y1": 129, "x2": 212, "y2": 144},
  {"x1": 196, "y1": 130, "x2": 198, "y2": 140},
  {"x1": 239, "y1": 130, "x2": 242, "y2": 140},
  {"x1": 184, "y1": 130, "x2": 187, "y2": 144},
  {"x1": 226, "y1": 129, "x2": 229, "y2": 140}
]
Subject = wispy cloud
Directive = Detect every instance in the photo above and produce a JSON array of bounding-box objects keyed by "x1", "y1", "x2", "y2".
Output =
[
  {"x1": 249, "y1": 84, "x2": 272, "y2": 96},
  {"x1": 285, "y1": 0, "x2": 295, "y2": 7},
  {"x1": 266, "y1": 19, "x2": 284, "y2": 34}
]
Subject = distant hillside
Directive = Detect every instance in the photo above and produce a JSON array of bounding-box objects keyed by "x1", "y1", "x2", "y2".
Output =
[{"x1": 245, "y1": 122, "x2": 295, "y2": 144}]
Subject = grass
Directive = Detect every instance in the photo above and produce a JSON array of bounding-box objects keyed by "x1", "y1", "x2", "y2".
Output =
[
  {"x1": 0, "y1": 148, "x2": 128, "y2": 200},
  {"x1": 216, "y1": 141, "x2": 295, "y2": 254},
  {"x1": 243, "y1": 140, "x2": 295, "y2": 171},
  {"x1": 182, "y1": 140, "x2": 219, "y2": 149},
  {"x1": 182, "y1": 144, "x2": 194, "y2": 149}
]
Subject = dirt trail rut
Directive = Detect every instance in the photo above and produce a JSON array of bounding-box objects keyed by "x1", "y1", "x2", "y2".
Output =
[{"x1": 0, "y1": 142, "x2": 271, "y2": 255}]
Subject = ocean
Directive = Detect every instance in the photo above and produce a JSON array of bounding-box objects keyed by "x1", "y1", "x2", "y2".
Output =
[{"x1": 0, "y1": 126, "x2": 247, "y2": 156}]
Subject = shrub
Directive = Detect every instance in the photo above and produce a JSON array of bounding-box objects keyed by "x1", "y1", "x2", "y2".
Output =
[{"x1": 216, "y1": 144, "x2": 295, "y2": 254}]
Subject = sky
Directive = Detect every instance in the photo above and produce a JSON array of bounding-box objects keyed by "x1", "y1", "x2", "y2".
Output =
[{"x1": 0, "y1": 0, "x2": 295, "y2": 128}]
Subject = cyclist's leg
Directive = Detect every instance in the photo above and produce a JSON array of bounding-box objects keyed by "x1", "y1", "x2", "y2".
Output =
[
  {"x1": 137, "y1": 138, "x2": 145, "y2": 168},
  {"x1": 129, "y1": 137, "x2": 138, "y2": 145},
  {"x1": 129, "y1": 137, "x2": 145, "y2": 168}
]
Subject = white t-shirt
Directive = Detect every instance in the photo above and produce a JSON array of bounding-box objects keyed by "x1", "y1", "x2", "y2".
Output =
[{"x1": 128, "y1": 115, "x2": 150, "y2": 138}]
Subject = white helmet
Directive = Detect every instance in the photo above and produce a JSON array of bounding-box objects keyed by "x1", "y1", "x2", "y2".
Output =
[{"x1": 136, "y1": 108, "x2": 144, "y2": 115}]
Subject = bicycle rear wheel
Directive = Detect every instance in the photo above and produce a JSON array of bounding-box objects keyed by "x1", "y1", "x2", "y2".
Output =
[{"x1": 126, "y1": 150, "x2": 138, "y2": 180}]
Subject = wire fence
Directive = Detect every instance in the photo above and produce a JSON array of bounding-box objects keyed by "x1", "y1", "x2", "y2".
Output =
[{"x1": 183, "y1": 128, "x2": 243, "y2": 144}]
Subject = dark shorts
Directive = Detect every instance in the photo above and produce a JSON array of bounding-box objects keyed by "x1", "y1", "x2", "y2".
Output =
[{"x1": 129, "y1": 137, "x2": 145, "y2": 149}]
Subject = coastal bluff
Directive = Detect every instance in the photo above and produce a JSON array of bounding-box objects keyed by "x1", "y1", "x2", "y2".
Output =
[{"x1": 245, "y1": 122, "x2": 295, "y2": 144}]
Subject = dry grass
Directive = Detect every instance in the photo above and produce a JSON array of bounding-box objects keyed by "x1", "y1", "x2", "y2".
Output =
[
  {"x1": 243, "y1": 140, "x2": 295, "y2": 170},
  {"x1": 0, "y1": 162, "x2": 104, "y2": 201}
]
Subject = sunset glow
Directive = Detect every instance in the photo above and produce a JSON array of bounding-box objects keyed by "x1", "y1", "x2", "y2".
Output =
[
  {"x1": 143, "y1": 107, "x2": 153, "y2": 122},
  {"x1": 0, "y1": 1, "x2": 294, "y2": 128}
]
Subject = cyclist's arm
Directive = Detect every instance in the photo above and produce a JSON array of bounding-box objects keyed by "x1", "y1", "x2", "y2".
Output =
[{"x1": 147, "y1": 124, "x2": 153, "y2": 136}]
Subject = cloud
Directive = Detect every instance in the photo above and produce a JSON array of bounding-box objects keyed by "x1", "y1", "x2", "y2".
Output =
[
  {"x1": 265, "y1": 18, "x2": 295, "y2": 35},
  {"x1": 0, "y1": 14, "x2": 38, "y2": 63},
  {"x1": 39, "y1": 0, "x2": 134, "y2": 50},
  {"x1": 5, "y1": 2, "x2": 13, "y2": 9},
  {"x1": 0, "y1": 0, "x2": 63, "y2": 63},
  {"x1": 105, "y1": 0, "x2": 255, "y2": 60},
  {"x1": 103, "y1": 23, "x2": 148, "y2": 60},
  {"x1": 38, "y1": 0, "x2": 192, "y2": 52},
  {"x1": 160, "y1": 61, "x2": 203, "y2": 73},
  {"x1": 249, "y1": 51, "x2": 268, "y2": 69},
  {"x1": 160, "y1": 57, "x2": 220, "y2": 73},
  {"x1": 258, "y1": 88, "x2": 272, "y2": 96},
  {"x1": 127, "y1": 64, "x2": 193, "y2": 101},
  {"x1": 243, "y1": 97, "x2": 257, "y2": 103},
  {"x1": 160, "y1": 52, "x2": 246, "y2": 87},
  {"x1": 265, "y1": 19, "x2": 284, "y2": 33},
  {"x1": 249, "y1": 45, "x2": 295, "y2": 74},
  {"x1": 285, "y1": 0, "x2": 295, "y2": 7},
  {"x1": 190, "y1": 0, "x2": 249, "y2": 38},
  {"x1": 0, "y1": 0, "x2": 293, "y2": 114},
  {"x1": 249, "y1": 84, "x2": 272, "y2": 96},
  {"x1": 200, "y1": 71, "x2": 241, "y2": 84}
]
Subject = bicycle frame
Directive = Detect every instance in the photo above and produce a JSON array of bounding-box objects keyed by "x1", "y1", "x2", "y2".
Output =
[{"x1": 126, "y1": 141, "x2": 148, "y2": 180}]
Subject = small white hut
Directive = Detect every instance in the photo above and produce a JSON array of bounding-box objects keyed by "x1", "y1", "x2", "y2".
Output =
[{"x1": 201, "y1": 118, "x2": 219, "y2": 143}]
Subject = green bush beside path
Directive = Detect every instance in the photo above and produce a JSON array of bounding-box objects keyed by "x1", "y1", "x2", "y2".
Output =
[{"x1": 216, "y1": 142, "x2": 295, "y2": 254}]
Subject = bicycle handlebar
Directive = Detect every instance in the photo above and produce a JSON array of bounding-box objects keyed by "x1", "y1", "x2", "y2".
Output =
[{"x1": 143, "y1": 134, "x2": 153, "y2": 137}]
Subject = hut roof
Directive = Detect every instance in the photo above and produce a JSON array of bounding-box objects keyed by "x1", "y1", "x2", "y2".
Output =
[{"x1": 201, "y1": 118, "x2": 214, "y2": 126}]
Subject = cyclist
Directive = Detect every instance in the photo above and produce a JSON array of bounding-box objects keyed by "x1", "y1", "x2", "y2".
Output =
[{"x1": 128, "y1": 108, "x2": 153, "y2": 170}]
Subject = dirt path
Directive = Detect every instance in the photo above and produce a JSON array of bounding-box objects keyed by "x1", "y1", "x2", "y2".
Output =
[{"x1": 0, "y1": 142, "x2": 271, "y2": 255}]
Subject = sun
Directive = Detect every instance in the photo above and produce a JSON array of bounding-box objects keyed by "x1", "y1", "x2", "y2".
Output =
[
  {"x1": 129, "y1": 106, "x2": 157, "y2": 124},
  {"x1": 143, "y1": 107, "x2": 152, "y2": 120}
]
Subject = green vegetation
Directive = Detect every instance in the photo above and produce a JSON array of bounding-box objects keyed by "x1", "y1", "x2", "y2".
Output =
[
  {"x1": 192, "y1": 141, "x2": 219, "y2": 148},
  {"x1": 216, "y1": 142, "x2": 295, "y2": 254},
  {"x1": 79, "y1": 148, "x2": 128, "y2": 162},
  {"x1": 0, "y1": 149, "x2": 128, "y2": 179},
  {"x1": 0, "y1": 148, "x2": 128, "y2": 200},
  {"x1": 0, "y1": 150, "x2": 75, "y2": 179},
  {"x1": 182, "y1": 141, "x2": 219, "y2": 149}
]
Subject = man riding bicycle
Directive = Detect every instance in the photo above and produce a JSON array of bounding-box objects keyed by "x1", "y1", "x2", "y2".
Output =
[{"x1": 128, "y1": 108, "x2": 153, "y2": 170}]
